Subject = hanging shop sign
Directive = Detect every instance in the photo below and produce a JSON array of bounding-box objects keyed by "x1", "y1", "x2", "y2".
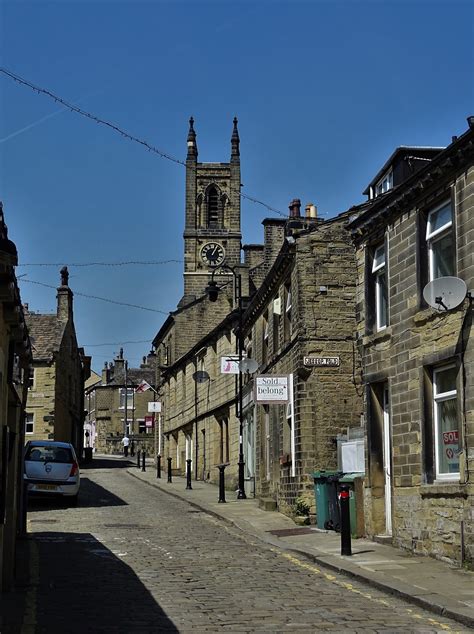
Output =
[
  {"x1": 221, "y1": 355, "x2": 240, "y2": 374},
  {"x1": 303, "y1": 356, "x2": 340, "y2": 367},
  {"x1": 148, "y1": 401, "x2": 162, "y2": 413},
  {"x1": 254, "y1": 375, "x2": 289, "y2": 404}
]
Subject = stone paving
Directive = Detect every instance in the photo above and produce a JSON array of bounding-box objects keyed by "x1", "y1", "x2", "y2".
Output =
[{"x1": 7, "y1": 457, "x2": 473, "y2": 633}]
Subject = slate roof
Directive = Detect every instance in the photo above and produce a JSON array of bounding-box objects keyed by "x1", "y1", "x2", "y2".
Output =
[{"x1": 25, "y1": 314, "x2": 66, "y2": 361}]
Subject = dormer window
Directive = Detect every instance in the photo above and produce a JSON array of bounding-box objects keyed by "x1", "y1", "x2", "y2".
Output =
[{"x1": 375, "y1": 169, "x2": 393, "y2": 198}]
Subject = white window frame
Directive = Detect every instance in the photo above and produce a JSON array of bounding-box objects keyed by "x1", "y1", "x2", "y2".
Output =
[
  {"x1": 372, "y1": 243, "x2": 388, "y2": 331},
  {"x1": 426, "y1": 200, "x2": 453, "y2": 282},
  {"x1": 375, "y1": 169, "x2": 393, "y2": 197},
  {"x1": 433, "y1": 364, "x2": 459, "y2": 481},
  {"x1": 27, "y1": 367, "x2": 35, "y2": 390},
  {"x1": 119, "y1": 387, "x2": 135, "y2": 410},
  {"x1": 25, "y1": 412, "x2": 34, "y2": 435}
]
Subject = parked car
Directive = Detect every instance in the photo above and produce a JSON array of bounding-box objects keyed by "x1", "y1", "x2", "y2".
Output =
[{"x1": 24, "y1": 440, "x2": 80, "y2": 503}]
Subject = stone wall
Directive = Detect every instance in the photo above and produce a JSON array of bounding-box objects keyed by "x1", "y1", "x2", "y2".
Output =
[{"x1": 356, "y1": 157, "x2": 474, "y2": 563}]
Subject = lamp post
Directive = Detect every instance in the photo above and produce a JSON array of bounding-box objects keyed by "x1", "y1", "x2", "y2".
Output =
[{"x1": 206, "y1": 264, "x2": 247, "y2": 500}]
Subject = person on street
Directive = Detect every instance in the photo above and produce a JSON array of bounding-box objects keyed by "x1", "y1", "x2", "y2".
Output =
[
  {"x1": 121, "y1": 435, "x2": 130, "y2": 457},
  {"x1": 130, "y1": 439, "x2": 135, "y2": 457}
]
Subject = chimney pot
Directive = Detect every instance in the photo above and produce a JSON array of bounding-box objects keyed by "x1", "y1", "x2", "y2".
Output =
[
  {"x1": 305, "y1": 203, "x2": 318, "y2": 219},
  {"x1": 288, "y1": 198, "x2": 301, "y2": 218}
]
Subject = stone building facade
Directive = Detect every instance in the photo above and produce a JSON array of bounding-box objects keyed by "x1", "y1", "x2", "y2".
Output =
[
  {"x1": 94, "y1": 350, "x2": 158, "y2": 455},
  {"x1": 24, "y1": 268, "x2": 90, "y2": 456},
  {"x1": 348, "y1": 118, "x2": 474, "y2": 564},
  {"x1": 0, "y1": 203, "x2": 32, "y2": 592},
  {"x1": 241, "y1": 201, "x2": 363, "y2": 514}
]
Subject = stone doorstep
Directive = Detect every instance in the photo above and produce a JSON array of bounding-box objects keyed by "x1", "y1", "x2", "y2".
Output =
[{"x1": 257, "y1": 497, "x2": 277, "y2": 512}]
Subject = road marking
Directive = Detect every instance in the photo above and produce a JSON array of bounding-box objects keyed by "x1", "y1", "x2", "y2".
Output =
[
  {"x1": 21, "y1": 540, "x2": 39, "y2": 634},
  {"x1": 274, "y1": 550, "x2": 456, "y2": 631}
]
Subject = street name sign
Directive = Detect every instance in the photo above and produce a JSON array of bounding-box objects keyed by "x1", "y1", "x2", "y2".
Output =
[{"x1": 303, "y1": 356, "x2": 340, "y2": 367}]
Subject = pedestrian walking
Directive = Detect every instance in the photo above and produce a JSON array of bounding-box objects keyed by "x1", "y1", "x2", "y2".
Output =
[
  {"x1": 130, "y1": 439, "x2": 135, "y2": 457},
  {"x1": 121, "y1": 435, "x2": 130, "y2": 457}
]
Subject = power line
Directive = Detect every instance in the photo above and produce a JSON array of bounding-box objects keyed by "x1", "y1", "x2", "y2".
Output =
[
  {"x1": 0, "y1": 66, "x2": 288, "y2": 218},
  {"x1": 21, "y1": 279, "x2": 169, "y2": 315},
  {"x1": 84, "y1": 339, "x2": 152, "y2": 347},
  {"x1": 17, "y1": 259, "x2": 183, "y2": 267}
]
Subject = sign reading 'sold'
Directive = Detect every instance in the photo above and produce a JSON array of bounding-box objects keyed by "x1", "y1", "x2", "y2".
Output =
[{"x1": 255, "y1": 375, "x2": 289, "y2": 404}]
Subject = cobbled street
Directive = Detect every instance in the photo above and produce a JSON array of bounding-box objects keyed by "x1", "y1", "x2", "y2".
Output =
[{"x1": 23, "y1": 458, "x2": 467, "y2": 633}]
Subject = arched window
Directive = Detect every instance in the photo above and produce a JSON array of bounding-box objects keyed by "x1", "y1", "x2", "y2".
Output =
[{"x1": 208, "y1": 187, "x2": 219, "y2": 226}]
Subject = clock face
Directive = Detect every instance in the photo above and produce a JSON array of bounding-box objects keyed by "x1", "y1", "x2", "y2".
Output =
[{"x1": 201, "y1": 242, "x2": 226, "y2": 267}]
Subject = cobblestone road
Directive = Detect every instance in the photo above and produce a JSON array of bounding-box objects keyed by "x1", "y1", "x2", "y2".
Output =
[{"x1": 24, "y1": 457, "x2": 469, "y2": 633}]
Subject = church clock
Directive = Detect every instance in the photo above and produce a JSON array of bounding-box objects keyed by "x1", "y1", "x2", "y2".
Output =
[{"x1": 201, "y1": 242, "x2": 225, "y2": 267}]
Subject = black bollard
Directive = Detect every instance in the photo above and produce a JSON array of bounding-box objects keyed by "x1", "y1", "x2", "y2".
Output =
[
  {"x1": 186, "y1": 459, "x2": 192, "y2": 490},
  {"x1": 167, "y1": 457, "x2": 172, "y2": 483},
  {"x1": 217, "y1": 463, "x2": 228, "y2": 503},
  {"x1": 141, "y1": 450, "x2": 146, "y2": 472},
  {"x1": 156, "y1": 455, "x2": 161, "y2": 479},
  {"x1": 339, "y1": 484, "x2": 352, "y2": 556},
  {"x1": 137, "y1": 450, "x2": 141, "y2": 469}
]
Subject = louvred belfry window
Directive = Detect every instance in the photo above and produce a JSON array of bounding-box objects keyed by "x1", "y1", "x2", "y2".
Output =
[{"x1": 208, "y1": 187, "x2": 219, "y2": 226}]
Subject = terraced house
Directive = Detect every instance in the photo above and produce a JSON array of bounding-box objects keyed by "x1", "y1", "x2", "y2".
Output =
[
  {"x1": 349, "y1": 117, "x2": 474, "y2": 564},
  {"x1": 24, "y1": 267, "x2": 90, "y2": 455}
]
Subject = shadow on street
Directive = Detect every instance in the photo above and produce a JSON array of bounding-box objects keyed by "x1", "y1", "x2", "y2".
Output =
[
  {"x1": 27, "y1": 477, "x2": 128, "y2": 513},
  {"x1": 32, "y1": 532, "x2": 178, "y2": 633},
  {"x1": 80, "y1": 455, "x2": 135, "y2": 470}
]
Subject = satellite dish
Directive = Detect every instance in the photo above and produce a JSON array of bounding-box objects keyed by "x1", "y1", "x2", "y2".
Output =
[
  {"x1": 192, "y1": 370, "x2": 210, "y2": 383},
  {"x1": 423, "y1": 276, "x2": 467, "y2": 311},
  {"x1": 238, "y1": 358, "x2": 259, "y2": 374}
]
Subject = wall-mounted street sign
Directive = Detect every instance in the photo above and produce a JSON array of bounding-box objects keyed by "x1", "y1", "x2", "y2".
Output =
[
  {"x1": 148, "y1": 401, "x2": 162, "y2": 413},
  {"x1": 221, "y1": 355, "x2": 240, "y2": 374},
  {"x1": 255, "y1": 375, "x2": 289, "y2": 404},
  {"x1": 303, "y1": 356, "x2": 340, "y2": 367}
]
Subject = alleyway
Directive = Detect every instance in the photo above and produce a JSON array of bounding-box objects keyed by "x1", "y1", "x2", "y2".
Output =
[{"x1": 17, "y1": 457, "x2": 468, "y2": 633}]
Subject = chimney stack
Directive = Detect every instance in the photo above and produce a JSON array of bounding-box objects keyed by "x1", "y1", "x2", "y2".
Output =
[
  {"x1": 288, "y1": 198, "x2": 301, "y2": 218},
  {"x1": 57, "y1": 266, "x2": 73, "y2": 323},
  {"x1": 305, "y1": 202, "x2": 318, "y2": 219},
  {"x1": 101, "y1": 362, "x2": 110, "y2": 385}
]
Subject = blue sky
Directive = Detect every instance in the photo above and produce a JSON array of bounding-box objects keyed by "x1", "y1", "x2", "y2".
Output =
[{"x1": 1, "y1": 0, "x2": 472, "y2": 372}]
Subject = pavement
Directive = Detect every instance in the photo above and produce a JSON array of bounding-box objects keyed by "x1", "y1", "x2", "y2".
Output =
[{"x1": 126, "y1": 457, "x2": 474, "y2": 630}]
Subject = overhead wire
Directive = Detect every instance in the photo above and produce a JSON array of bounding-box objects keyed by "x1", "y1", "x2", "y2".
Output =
[
  {"x1": 17, "y1": 259, "x2": 183, "y2": 267},
  {"x1": 0, "y1": 66, "x2": 288, "y2": 218},
  {"x1": 21, "y1": 279, "x2": 169, "y2": 315}
]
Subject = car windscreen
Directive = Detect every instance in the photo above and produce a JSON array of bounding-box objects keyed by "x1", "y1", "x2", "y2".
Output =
[{"x1": 25, "y1": 446, "x2": 74, "y2": 464}]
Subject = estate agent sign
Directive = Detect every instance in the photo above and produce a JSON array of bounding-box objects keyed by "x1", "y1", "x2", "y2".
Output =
[{"x1": 255, "y1": 375, "x2": 289, "y2": 404}]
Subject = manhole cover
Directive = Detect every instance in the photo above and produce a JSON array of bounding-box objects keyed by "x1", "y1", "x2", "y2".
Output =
[
  {"x1": 267, "y1": 527, "x2": 316, "y2": 537},
  {"x1": 29, "y1": 519, "x2": 59, "y2": 523}
]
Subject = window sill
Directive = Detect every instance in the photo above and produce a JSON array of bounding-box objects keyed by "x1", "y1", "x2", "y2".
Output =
[
  {"x1": 362, "y1": 326, "x2": 392, "y2": 347},
  {"x1": 420, "y1": 482, "x2": 467, "y2": 498}
]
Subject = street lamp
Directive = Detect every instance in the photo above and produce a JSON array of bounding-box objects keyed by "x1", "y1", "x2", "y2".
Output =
[{"x1": 205, "y1": 264, "x2": 247, "y2": 500}]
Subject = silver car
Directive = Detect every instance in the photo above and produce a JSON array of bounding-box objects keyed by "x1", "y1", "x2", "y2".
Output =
[{"x1": 24, "y1": 440, "x2": 80, "y2": 503}]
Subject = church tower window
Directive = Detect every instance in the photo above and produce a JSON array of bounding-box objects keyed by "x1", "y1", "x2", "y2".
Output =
[{"x1": 208, "y1": 187, "x2": 219, "y2": 226}]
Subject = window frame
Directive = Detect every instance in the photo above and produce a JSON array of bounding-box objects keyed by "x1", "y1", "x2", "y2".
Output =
[
  {"x1": 25, "y1": 412, "x2": 34, "y2": 435},
  {"x1": 425, "y1": 200, "x2": 455, "y2": 282},
  {"x1": 433, "y1": 363, "x2": 460, "y2": 482},
  {"x1": 372, "y1": 243, "x2": 388, "y2": 331},
  {"x1": 119, "y1": 387, "x2": 135, "y2": 410},
  {"x1": 375, "y1": 169, "x2": 393, "y2": 198}
]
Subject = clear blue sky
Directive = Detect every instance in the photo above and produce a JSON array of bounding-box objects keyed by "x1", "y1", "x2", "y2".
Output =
[{"x1": 1, "y1": 1, "x2": 472, "y2": 372}]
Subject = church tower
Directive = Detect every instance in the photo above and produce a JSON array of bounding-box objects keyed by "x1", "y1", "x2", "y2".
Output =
[{"x1": 181, "y1": 118, "x2": 242, "y2": 302}]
